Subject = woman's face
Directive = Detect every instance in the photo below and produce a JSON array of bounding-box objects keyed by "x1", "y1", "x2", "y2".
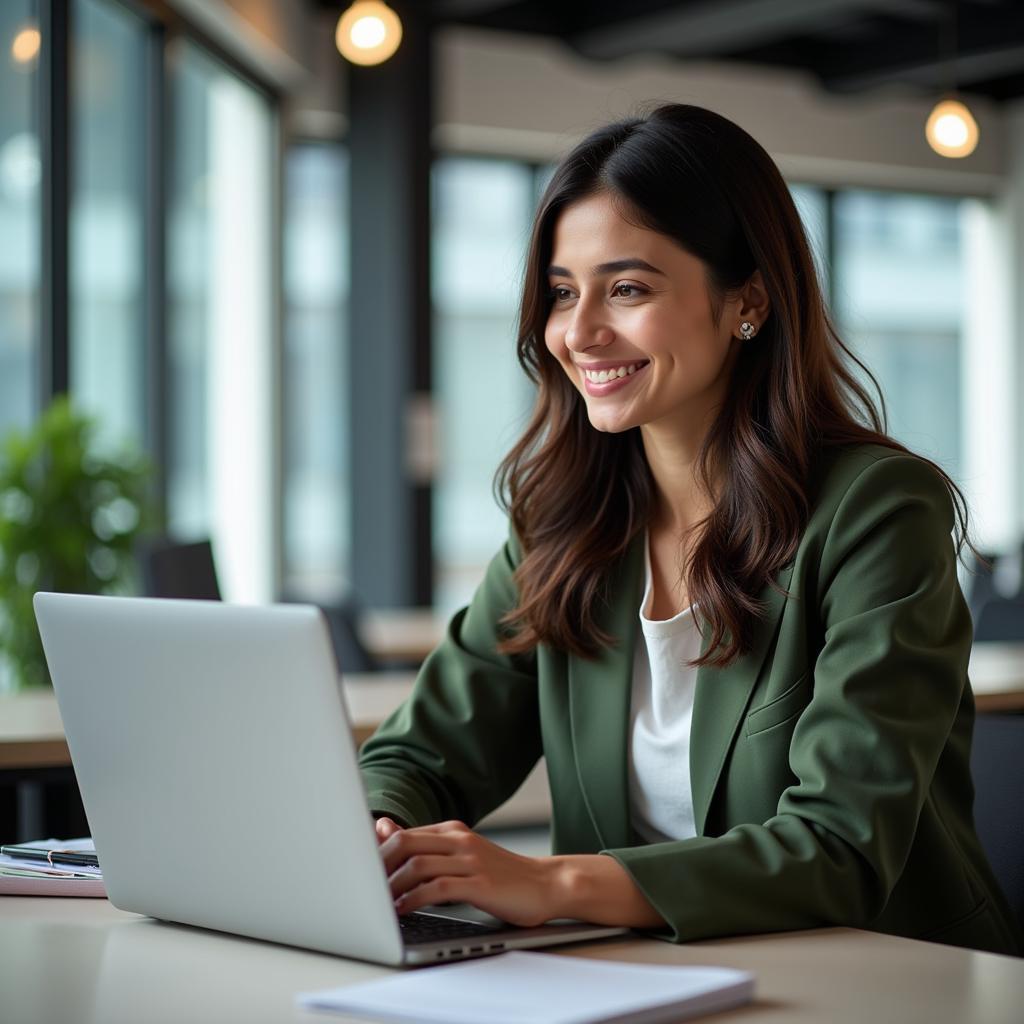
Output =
[{"x1": 544, "y1": 192, "x2": 745, "y2": 438}]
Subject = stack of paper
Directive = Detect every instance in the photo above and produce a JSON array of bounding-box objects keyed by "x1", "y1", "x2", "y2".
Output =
[
  {"x1": 0, "y1": 838, "x2": 106, "y2": 897},
  {"x1": 298, "y1": 950, "x2": 754, "y2": 1024}
]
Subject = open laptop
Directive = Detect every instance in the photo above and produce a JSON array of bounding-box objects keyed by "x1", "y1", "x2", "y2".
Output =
[{"x1": 33, "y1": 592, "x2": 627, "y2": 966}]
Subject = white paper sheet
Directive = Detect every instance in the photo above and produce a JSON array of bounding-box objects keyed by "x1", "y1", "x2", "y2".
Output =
[{"x1": 298, "y1": 951, "x2": 755, "y2": 1024}]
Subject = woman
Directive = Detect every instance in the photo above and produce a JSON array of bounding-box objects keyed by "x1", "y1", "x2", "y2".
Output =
[{"x1": 358, "y1": 104, "x2": 1021, "y2": 956}]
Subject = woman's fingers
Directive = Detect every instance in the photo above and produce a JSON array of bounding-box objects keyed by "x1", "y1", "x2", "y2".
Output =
[
  {"x1": 374, "y1": 816, "x2": 404, "y2": 844},
  {"x1": 388, "y1": 853, "x2": 475, "y2": 899},
  {"x1": 394, "y1": 876, "x2": 475, "y2": 916},
  {"x1": 380, "y1": 826, "x2": 473, "y2": 876}
]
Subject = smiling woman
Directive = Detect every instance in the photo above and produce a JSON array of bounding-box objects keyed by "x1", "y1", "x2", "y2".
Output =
[{"x1": 358, "y1": 104, "x2": 1022, "y2": 957}]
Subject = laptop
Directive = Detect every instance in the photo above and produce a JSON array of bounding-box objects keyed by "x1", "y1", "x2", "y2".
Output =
[{"x1": 33, "y1": 592, "x2": 627, "y2": 965}]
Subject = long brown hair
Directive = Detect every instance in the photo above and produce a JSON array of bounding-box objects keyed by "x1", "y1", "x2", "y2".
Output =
[{"x1": 495, "y1": 103, "x2": 972, "y2": 667}]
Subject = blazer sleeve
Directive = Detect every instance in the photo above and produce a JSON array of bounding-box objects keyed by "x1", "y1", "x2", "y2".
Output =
[
  {"x1": 604, "y1": 454, "x2": 974, "y2": 941},
  {"x1": 358, "y1": 533, "x2": 541, "y2": 829}
]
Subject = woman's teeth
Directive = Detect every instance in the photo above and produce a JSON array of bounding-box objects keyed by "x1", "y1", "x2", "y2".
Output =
[{"x1": 583, "y1": 363, "x2": 644, "y2": 383}]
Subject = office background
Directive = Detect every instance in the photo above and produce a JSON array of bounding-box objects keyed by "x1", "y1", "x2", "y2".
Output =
[{"x1": 1, "y1": 0, "x2": 1023, "y2": 677}]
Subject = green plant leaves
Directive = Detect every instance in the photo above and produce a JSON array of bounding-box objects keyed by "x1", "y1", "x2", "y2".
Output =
[{"x1": 0, "y1": 397, "x2": 152, "y2": 689}]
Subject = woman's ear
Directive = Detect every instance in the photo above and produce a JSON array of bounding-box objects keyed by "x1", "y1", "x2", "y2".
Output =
[{"x1": 733, "y1": 270, "x2": 771, "y2": 340}]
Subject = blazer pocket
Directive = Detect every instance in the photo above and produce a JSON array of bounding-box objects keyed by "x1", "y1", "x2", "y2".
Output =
[{"x1": 745, "y1": 673, "x2": 809, "y2": 737}]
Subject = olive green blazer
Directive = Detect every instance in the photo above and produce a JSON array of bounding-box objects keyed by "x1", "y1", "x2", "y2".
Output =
[{"x1": 359, "y1": 445, "x2": 1022, "y2": 956}]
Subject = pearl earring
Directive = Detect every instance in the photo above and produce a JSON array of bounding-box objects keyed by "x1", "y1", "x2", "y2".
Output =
[{"x1": 739, "y1": 321, "x2": 757, "y2": 340}]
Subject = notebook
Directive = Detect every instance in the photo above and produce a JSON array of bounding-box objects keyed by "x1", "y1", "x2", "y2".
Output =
[
  {"x1": 298, "y1": 950, "x2": 756, "y2": 1023},
  {"x1": 33, "y1": 592, "x2": 627, "y2": 965}
]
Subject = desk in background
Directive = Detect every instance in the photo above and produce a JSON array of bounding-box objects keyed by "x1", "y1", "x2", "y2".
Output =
[
  {"x1": 359, "y1": 607, "x2": 447, "y2": 664},
  {"x1": 0, "y1": 898, "x2": 1021, "y2": 1023}
]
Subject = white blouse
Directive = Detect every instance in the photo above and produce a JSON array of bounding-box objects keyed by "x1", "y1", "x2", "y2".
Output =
[{"x1": 628, "y1": 533, "x2": 702, "y2": 843}]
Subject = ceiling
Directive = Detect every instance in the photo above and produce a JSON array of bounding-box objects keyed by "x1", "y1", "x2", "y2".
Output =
[{"x1": 371, "y1": 0, "x2": 1024, "y2": 103}]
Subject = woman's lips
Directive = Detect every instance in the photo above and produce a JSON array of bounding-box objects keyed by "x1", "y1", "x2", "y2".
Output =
[{"x1": 580, "y1": 361, "x2": 650, "y2": 397}]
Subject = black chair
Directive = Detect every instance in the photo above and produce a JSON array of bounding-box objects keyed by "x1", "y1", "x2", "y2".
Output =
[
  {"x1": 970, "y1": 713, "x2": 1024, "y2": 935},
  {"x1": 973, "y1": 597, "x2": 1024, "y2": 643},
  {"x1": 315, "y1": 599, "x2": 380, "y2": 673},
  {"x1": 137, "y1": 538, "x2": 222, "y2": 601}
]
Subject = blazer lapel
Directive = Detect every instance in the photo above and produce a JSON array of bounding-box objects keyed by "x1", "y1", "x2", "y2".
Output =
[
  {"x1": 568, "y1": 532, "x2": 645, "y2": 851},
  {"x1": 689, "y1": 562, "x2": 795, "y2": 836}
]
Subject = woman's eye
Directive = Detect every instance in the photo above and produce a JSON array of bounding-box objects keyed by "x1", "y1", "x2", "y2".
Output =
[
  {"x1": 548, "y1": 286, "x2": 573, "y2": 302},
  {"x1": 613, "y1": 283, "x2": 644, "y2": 298}
]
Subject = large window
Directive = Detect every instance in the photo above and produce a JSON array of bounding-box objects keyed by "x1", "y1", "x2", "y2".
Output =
[
  {"x1": 167, "y1": 42, "x2": 275, "y2": 603},
  {"x1": 283, "y1": 143, "x2": 350, "y2": 601},
  {"x1": 70, "y1": 0, "x2": 147, "y2": 450},
  {"x1": 833, "y1": 191, "x2": 965, "y2": 481},
  {"x1": 431, "y1": 157, "x2": 537, "y2": 611},
  {"x1": 0, "y1": 1, "x2": 39, "y2": 436}
]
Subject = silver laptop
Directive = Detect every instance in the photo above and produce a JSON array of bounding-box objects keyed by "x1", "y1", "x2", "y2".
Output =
[{"x1": 33, "y1": 592, "x2": 627, "y2": 965}]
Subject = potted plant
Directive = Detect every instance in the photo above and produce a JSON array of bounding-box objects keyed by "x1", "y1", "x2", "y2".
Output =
[{"x1": 0, "y1": 397, "x2": 151, "y2": 690}]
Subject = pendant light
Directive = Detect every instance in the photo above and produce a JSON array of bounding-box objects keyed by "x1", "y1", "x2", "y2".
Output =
[
  {"x1": 925, "y1": 0, "x2": 979, "y2": 159},
  {"x1": 11, "y1": 25, "x2": 41, "y2": 65},
  {"x1": 335, "y1": 2, "x2": 403, "y2": 66}
]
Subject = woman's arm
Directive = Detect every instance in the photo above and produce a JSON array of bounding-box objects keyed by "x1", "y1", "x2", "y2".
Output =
[{"x1": 359, "y1": 534, "x2": 542, "y2": 829}]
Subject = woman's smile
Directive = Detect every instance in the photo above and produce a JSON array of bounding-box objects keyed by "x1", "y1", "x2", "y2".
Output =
[{"x1": 577, "y1": 359, "x2": 651, "y2": 396}]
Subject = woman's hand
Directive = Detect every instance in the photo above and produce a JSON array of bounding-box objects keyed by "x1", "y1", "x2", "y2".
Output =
[
  {"x1": 379, "y1": 820, "x2": 667, "y2": 930},
  {"x1": 380, "y1": 820, "x2": 558, "y2": 926}
]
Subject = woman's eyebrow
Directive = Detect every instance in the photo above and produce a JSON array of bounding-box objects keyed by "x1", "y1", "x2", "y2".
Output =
[{"x1": 546, "y1": 258, "x2": 666, "y2": 278}]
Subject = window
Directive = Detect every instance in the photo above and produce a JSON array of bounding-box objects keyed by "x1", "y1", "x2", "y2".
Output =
[
  {"x1": 833, "y1": 190, "x2": 964, "y2": 481},
  {"x1": 166, "y1": 42, "x2": 275, "y2": 602},
  {"x1": 789, "y1": 184, "x2": 830, "y2": 297},
  {"x1": 70, "y1": 0, "x2": 147, "y2": 450},
  {"x1": 431, "y1": 157, "x2": 537, "y2": 611},
  {"x1": 283, "y1": 143, "x2": 350, "y2": 601},
  {"x1": 0, "y1": 1, "x2": 39, "y2": 435}
]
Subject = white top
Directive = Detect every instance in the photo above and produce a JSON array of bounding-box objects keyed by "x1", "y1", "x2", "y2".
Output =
[{"x1": 628, "y1": 533, "x2": 702, "y2": 844}]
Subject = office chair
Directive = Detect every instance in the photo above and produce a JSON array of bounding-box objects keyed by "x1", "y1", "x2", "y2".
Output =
[
  {"x1": 137, "y1": 538, "x2": 222, "y2": 601},
  {"x1": 973, "y1": 597, "x2": 1024, "y2": 643},
  {"x1": 314, "y1": 598, "x2": 380, "y2": 673},
  {"x1": 970, "y1": 712, "x2": 1024, "y2": 937}
]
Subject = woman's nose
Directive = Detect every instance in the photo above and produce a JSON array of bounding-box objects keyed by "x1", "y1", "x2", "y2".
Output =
[{"x1": 565, "y1": 301, "x2": 614, "y2": 352}]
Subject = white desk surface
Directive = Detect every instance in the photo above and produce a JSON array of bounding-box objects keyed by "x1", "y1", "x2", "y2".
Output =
[{"x1": 0, "y1": 898, "x2": 1022, "y2": 1023}]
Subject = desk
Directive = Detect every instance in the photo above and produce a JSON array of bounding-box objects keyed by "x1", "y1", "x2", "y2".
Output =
[
  {"x1": 359, "y1": 607, "x2": 447, "y2": 664},
  {"x1": 967, "y1": 643, "x2": 1024, "y2": 711},
  {"x1": 0, "y1": 899, "x2": 1021, "y2": 1023}
]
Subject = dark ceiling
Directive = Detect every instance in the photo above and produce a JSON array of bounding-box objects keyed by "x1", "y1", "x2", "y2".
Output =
[{"x1": 331, "y1": 0, "x2": 1024, "y2": 103}]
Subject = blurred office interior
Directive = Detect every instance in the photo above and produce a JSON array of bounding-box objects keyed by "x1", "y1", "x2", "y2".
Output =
[{"x1": 1, "y1": 0, "x2": 1024, "y2": 640}]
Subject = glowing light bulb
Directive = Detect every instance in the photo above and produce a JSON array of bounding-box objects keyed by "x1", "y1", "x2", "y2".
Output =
[
  {"x1": 11, "y1": 26, "x2": 41, "y2": 64},
  {"x1": 335, "y1": 2, "x2": 402, "y2": 66},
  {"x1": 925, "y1": 99, "x2": 979, "y2": 159}
]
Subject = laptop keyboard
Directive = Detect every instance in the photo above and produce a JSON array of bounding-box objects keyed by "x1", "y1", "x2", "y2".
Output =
[{"x1": 399, "y1": 912, "x2": 506, "y2": 946}]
